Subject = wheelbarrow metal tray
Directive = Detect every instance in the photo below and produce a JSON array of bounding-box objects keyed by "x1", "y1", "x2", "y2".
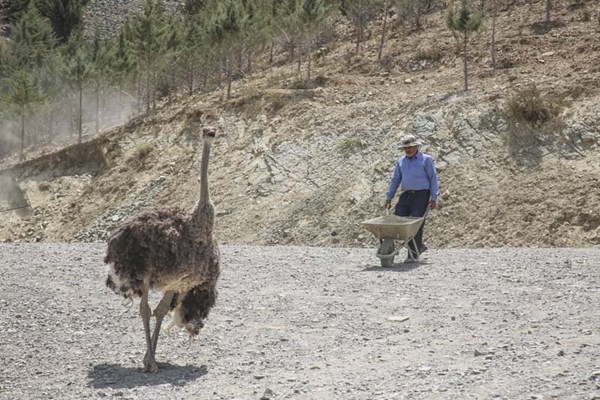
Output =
[{"x1": 361, "y1": 215, "x2": 424, "y2": 240}]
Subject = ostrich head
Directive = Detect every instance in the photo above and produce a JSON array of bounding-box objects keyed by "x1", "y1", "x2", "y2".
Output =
[
  {"x1": 203, "y1": 126, "x2": 216, "y2": 141},
  {"x1": 171, "y1": 285, "x2": 217, "y2": 337}
]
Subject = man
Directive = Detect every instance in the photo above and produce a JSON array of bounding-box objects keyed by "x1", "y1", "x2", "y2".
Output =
[{"x1": 384, "y1": 135, "x2": 439, "y2": 262}]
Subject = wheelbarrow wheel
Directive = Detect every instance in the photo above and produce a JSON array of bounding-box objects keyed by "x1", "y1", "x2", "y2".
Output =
[{"x1": 379, "y1": 239, "x2": 395, "y2": 268}]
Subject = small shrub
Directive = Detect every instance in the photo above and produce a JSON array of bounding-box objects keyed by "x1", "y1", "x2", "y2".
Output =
[
  {"x1": 338, "y1": 138, "x2": 367, "y2": 155},
  {"x1": 503, "y1": 85, "x2": 568, "y2": 164},
  {"x1": 313, "y1": 75, "x2": 328, "y2": 87},
  {"x1": 263, "y1": 92, "x2": 291, "y2": 113},
  {"x1": 129, "y1": 142, "x2": 154, "y2": 169},
  {"x1": 265, "y1": 71, "x2": 289, "y2": 88},
  {"x1": 414, "y1": 46, "x2": 443, "y2": 63},
  {"x1": 289, "y1": 77, "x2": 307, "y2": 90},
  {"x1": 231, "y1": 93, "x2": 263, "y2": 116},
  {"x1": 505, "y1": 84, "x2": 564, "y2": 127},
  {"x1": 580, "y1": 8, "x2": 591, "y2": 22}
]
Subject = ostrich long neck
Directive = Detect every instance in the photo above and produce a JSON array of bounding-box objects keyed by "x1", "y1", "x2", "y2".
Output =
[
  {"x1": 199, "y1": 140, "x2": 211, "y2": 204},
  {"x1": 191, "y1": 138, "x2": 214, "y2": 240}
]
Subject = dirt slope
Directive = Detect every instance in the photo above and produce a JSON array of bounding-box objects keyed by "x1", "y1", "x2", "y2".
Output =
[{"x1": 0, "y1": 0, "x2": 599, "y2": 248}]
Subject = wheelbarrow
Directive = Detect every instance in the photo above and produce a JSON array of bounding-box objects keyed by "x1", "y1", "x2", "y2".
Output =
[{"x1": 361, "y1": 212, "x2": 427, "y2": 267}]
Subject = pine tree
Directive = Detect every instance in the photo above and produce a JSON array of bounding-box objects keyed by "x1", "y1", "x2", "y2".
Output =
[
  {"x1": 89, "y1": 29, "x2": 110, "y2": 134},
  {"x1": 0, "y1": 38, "x2": 14, "y2": 79},
  {"x1": 62, "y1": 32, "x2": 94, "y2": 143},
  {"x1": 377, "y1": 0, "x2": 389, "y2": 63},
  {"x1": 490, "y1": 0, "x2": 497, "y2": 71},
  {"x1": 183, "y1": 0, "x2": 207, "y2": 15},
  {"x1": 36, "y1": 0, "x2": 90, "y2": 44},
  {"x1": 240, "y1": 0, "x2": 270, "y2": 74},
  {"x1": 160, "y1": 13, "x2": 182, "y2": 105},
  {"x1": 274, "y1": 0, "x2": 301, "y2": 65},
  {"x1": 209, "y1": 0, "x2": 243, "y2": 99},
  {"x1": 395, "y1": 0, "x2": 435, "y2": 31},
  {"x1": 110, "y1": 19, "x2": 138, "y2": 115},
  {"x1": 3, "y1": 70, "x2": 45, "y2": 160},
  {"x1": 343, "y1": 0, "x2": 382, "y2": 54},
  {"x1": 9, "y1": 2, "x2": 57, "y2": 71},
  {"x1": 129, "y1": 0, "x2": 169, "y2": 113},
  {"x1": 6, "y1": 0, "x2": 31, "y2": 23},
  {"x1": 446, "y1": 0, "x2": 482, "y2": 91},
  {"x1": 298, "y1": 0, "x2": 330, "y2": 89},
  {"x1": 178, "y1": 11, "x2": 212, "y2": 95}
]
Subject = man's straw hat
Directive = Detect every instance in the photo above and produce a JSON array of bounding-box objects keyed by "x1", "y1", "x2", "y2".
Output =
[{"x1": 399, "y1": 135, "x2": 422, "y2": 148}]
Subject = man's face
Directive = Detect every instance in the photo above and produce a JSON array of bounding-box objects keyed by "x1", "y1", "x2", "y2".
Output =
[{"x1": 404, "y1": 145, "x2": 418, "y2": 157}]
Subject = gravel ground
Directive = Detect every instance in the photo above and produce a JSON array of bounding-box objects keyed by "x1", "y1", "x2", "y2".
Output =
[{"x1": 1, "y1": 243, "x2": 599, "y2": 400}]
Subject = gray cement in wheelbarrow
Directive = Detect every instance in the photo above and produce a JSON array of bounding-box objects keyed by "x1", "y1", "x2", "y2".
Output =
[{"x1": 1, "y1": 243, "x2": 599, "y2": 400}]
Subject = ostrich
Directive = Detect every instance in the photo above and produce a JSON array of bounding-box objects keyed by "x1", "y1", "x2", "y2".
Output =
[{"x1": 104, "y1": 125, "x2": 220, "y2": 373}]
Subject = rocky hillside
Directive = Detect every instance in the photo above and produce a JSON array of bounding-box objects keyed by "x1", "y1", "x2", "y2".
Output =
[{"x1": 1, "y1": 0, "x2": 599, "y2": 248}]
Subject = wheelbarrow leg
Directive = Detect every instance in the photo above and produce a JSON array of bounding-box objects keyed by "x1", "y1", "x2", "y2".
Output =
[
  {"x1": 377, "y1": 239, "x2": 396, "y2": 267},
  {"x1": 405, "y1": 238, "x2": 420, "y2": 262}
]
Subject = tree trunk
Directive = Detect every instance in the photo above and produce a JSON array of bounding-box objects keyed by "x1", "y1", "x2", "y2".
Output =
[
  {"x1": 237, "y1": 49, "x2": 243, "y2": 73},
  {"x1": 546, "y1": 0, "x2": 552, "y2": 28},
  {"x1": 269, "y1": 41, "x2": 274, "y2": 64},
  {"x1": 377, "y1": 0, "x2": 389, "y2": 63},
  {"x1": 463, "y1": 33, "x2": 469, "y2": 91},
  {"x1": 95, "y1": 83, "x2": 100, "y2": 134},
  {"x1": 151, "y1": 65, "x2": 157, "y2": 112},
  {"x1": 145, "y1": 63, "x2": 151, "y2": 114},
  {"x1": 188, "y1": 60, "x2": 194, "y2": 96},
  {"x1": 415, "y1": 3, "x2": 422, "y2": 30},
  {"x1": 491, "y1": 0, "x2": 497, "y2": 71},
  {"x1": 247, "y1": 50, "x2": 252, "y2": 74},
  {"x1": 226, "y1": 57, "x2": 232, "y2": 99},
  {"x1": 20, "y1": 109, "x2": 25, "y2": 161},
  {"x1": 297, "y1": 41, "x2": 302, "y2": 77},
  {"x1": 306, "y1": 36, "x2": 312, "y2": 91},
  {"x1": 78, "y1": 84, "x2": 83, "y2": 144},
  {"x1": 136, "y1": 74, "x2": 142, "y2": 114},
  {"x1": 118, "y1": 78, "x2": 124, "y2": 120},
  {"x1": 167, "y1": 72, "x2": 173, "y2": 106},
  {"x1": 355, "y1": 17, "x2": 362, "y2": 54},
  {"x1": 289, "y1": 40, "x2": 295, "y2": 62}
]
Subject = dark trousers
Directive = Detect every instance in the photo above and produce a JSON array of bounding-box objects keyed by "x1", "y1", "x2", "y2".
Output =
[{"x1": 394, "y1": 190, "x2": 430, "y2": 254}]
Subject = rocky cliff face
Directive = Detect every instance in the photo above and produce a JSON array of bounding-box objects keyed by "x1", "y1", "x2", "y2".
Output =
[{"x1": 1, "y1": 0, "x2": 599, "y2": 247}]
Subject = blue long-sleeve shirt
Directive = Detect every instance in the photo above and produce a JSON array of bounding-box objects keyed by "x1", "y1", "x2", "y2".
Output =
[{"x1": 385, "y1": 151, "x2": 439, "y2": 201}]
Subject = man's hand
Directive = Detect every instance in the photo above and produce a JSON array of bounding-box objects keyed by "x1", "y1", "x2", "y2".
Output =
[
  {"x1": 429, "y1": 200, "x2": 437, "y2": 210},
  {"x1": 384, "y1": 199, "x2": 392, "y2": 209}
]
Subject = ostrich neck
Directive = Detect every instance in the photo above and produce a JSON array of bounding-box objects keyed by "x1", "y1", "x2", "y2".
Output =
[
  {"x1": 191, "y1": 141, "x2": 214, "y2": 240},
  {"x1": 199, "y1": 142, "x2": 211, "y2": 204}
]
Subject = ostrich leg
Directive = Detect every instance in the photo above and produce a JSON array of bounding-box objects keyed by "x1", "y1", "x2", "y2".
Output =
[
  {"x1": 140, "y1": 281, "x2": 158, "y2": 373},
  {"x1": 144, "y1": 290, "x2": 176, "y2": 366}
]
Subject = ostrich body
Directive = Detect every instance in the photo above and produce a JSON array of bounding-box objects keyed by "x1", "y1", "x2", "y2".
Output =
[{"x1": 104, "y1": 127, "x2": 220, "y2": 372}]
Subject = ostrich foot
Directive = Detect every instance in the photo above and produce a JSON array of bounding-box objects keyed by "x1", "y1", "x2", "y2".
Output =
[{"x1": 143, "y1": 355, "x2": 158, "y2": 373}]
